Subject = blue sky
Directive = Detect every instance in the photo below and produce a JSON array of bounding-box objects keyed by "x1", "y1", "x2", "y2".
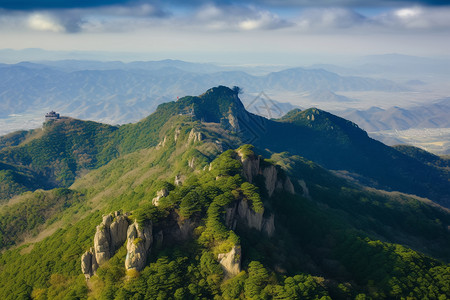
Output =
[{"x1": 1, "y1": 0, "x2": 449, "y2": 64}]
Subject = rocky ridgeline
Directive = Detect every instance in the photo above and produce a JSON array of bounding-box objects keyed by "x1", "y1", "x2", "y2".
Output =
[
  {"x1": 221, "y1": 149, "x2": 296, "y2": 238},
  {"x1": 82, "y1": 150, "x2": 296, "y2": 279},
  {"x1": 238, "y1": 150, "x2": 295, "y2": 197}
]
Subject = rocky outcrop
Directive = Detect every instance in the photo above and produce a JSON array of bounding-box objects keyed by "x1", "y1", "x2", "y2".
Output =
[
  {"x1": 81, "y1": 209, "x2": 196, "y2": 276},
  {"x1": 188, "y1": 157, "x2": 196, "y2": 169},
  {"x1": 174, "y1": 174, "x2": 183, "y2": 186},
  {"x1": 93, "y1": 215, "x2": 112, "y2": 265},
  {"x1": 110, "y1": 212, "x2": 129, "y2": 250},
  {"x1": 174, "y1": 127, "x2": 181, "y2": 142},
  {"x1": 237, "y1": 150, "x2": 294, "y2": 198},
  {"x1": 225, "y1": 149, "x2": 296, "y2": 237},
  {"x1": 157, "y1": 136, "x2": 167, "y2": 148},
  {"x1": 188, "y1": 129, "x2": 202, "y2": 144},
  {"x1": 241, "y1": 155, "x2": 260, "y2": 183},
  {"x1": 125, "y1": 221, "x2": 153, "y2": 271},
  {"x1": 81, "y1": 248, "x2": 97, "y2": 279},
  {"x1": 81, "y1": 211, "x2": 129, "y2": 278},
  {"x1": 298, "y1": 179, "x2": 310, "y2": 200},
  {"x1": 93, "y1": 212, "x2": 129, "y2": 265},
  {"x1": 225, "y1": 199, "x2": 275, "y2": 237},
  {"x1": 152, "y1": 188, "x2": 169, "y2": 206},
  {"x1": 218, "y1": 245, "x2": 241, "y2": 278}
]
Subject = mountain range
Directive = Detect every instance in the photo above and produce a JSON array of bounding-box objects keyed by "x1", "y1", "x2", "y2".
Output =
[
  {"x1": 0, "y1": 86, "x2": 448, "y2": 299},
  {"x1": 338, "y1": 98, "x2": 450, "y2": 132},
  {"x1": 0, "y1": 60, "x2": 403, "y2": 125}
]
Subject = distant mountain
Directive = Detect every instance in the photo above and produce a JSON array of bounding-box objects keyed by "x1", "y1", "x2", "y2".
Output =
[
  {"x1": 338, "y1": 98, "x2": 450, "y2": 132},
  {"x1": 356, "y1": 54, "x2": 450, "y2": 76},
  {"x1": 32, "y1": 59, "x2": 224, "y2": 73},
  {"x1": 0, "y1": 61, "x2": 405, "y2": 127}
]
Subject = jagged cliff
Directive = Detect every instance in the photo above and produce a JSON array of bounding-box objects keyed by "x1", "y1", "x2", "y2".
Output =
[
  {"x1": 238, "y1": 149, "x2": 295, "y2": 197},
  {"x1": 81, "y1": 211, "x2": 129, "y2": 279}
]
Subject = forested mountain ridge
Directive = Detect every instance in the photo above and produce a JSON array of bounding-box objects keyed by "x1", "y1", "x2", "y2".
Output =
[
  {"x1": 2, "y1": 86, "x2": 447, "y2": 206},
  {"x1": 0, "y1": 86, "x2": 449, "y2": 299},
  {"x1": 0, "y1": 118, "x2": 118, "y2": 201}
]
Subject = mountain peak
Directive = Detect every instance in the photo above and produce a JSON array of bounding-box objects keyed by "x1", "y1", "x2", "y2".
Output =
[
  {"x1": 279, "y1": 107, "x2": 365, "y2": 137},
  {"x1": 156, "y1": 85, "x2": 246, "y2": 129}
]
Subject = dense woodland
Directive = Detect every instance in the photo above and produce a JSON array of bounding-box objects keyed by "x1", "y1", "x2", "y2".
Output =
[{"x1": 0, "y1": 86, "x2": 449, "y2": 299}]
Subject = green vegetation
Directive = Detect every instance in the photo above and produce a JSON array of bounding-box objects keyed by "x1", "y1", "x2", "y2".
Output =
[
  {"x1": 0, "y1": 188, "x2": 84, "y2": 249},
  {"x1": 0, "y1": 86, "x2": 448, "y2": 299},
  {"x1": 0, "y1": 118, "x2": 118, "y2": 191}
]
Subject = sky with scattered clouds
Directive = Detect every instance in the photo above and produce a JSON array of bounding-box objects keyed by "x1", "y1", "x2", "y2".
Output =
[{"x1": 1, "y1": 0, "x2": 449, "y2": 64}]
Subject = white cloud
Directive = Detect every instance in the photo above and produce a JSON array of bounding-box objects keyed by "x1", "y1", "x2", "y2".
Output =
[
  {"x1": 376, "y1": 6, "x2": 450, "y2": 30},
  {"x1": 27, "y1": 13, "x2": 65, "y2": 32},
  {"x1": 295, "y1": 8, "x2": 367, "y2": 31},
  {"x1": 192, "y1": 4, "x2": 292, "y2": 31}
]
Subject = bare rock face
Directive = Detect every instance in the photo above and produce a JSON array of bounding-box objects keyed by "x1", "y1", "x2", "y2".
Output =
[
  {"x1": 241, "y1": 155, "x2": 260, "y2": 183},
  {"x1": 110, "y1": 212, "x2": 129, "y2": 251},
  {"x1": 227, "y1": 113, "x2": 240, "y2": 131},
  {"x1": 125, "y1": 221, "x2": 153, "y2": 271},
  {"x1": 174, "y1": 174, "x2": 183, "y2": 186},
  {"x1": 94, "y1": 216, "x2": 113, "y2": 265},
  {"x1": 188, "y1": 129, "x2": 202, "y2": 144},
  {"x1": 81, "y1": 248, "x2": 97, "y2": 279},
  {"x1": 284, "y1": 178, "x2": 295, "y2": 195},
  {"x1": 188, "y1": 157, "x2": 196, "y2": 169},
  {"x1": 237, "y1": 200, "x2": 264, "y2": 231},
  {"x1": 298, "y1": 180, "x2": 311, "y2": 199},
  {"x1": 174, "y1": 127, "x2": 181, "y2": 142},
  {"x1": 157, "y1": 136, "x2": 168, "y2": 148},
  {"x1": 237, "y1": 151, "x2": 294, "y2": 198},
  {"x1": 262, "y1": 165, "x2": 278, "y2": 198},
  {"x1": 82, "y1": 211, "x2": 129, "y2": 278},
  {"x1": 225, "y1": 199, "x2": 275, "y2": 237},
  {"x1": 262, "y1": 214, "x2": 275, "y2": 237},
  {"x1": 218, "y1": 245, "x2": 242, "y2": 278},
  {"x1": 152, "y1": 188, "x2": 169, "y2": 206}
]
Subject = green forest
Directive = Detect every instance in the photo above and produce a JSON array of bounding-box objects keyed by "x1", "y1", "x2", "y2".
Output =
[{"x1": 0, "y1": 86, "x2": 449, "y2": 299}]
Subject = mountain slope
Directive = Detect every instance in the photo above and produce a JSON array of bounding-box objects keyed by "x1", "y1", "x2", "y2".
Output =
[
  {"x1": 0, "y1": 118, "x2": 118, "y2": 196},
  {"x1": 0, "y1": 120, "x2": 448, "y2": 299},
  {"x1": 258, "y1": 107, "x2": 449, "y2": 206},
  {"x1": 1, "y1": 86, "x2": 448, "y2": 208},
  {"x1": 0, "y1": 87, "x2": 448, "y2": 299}
]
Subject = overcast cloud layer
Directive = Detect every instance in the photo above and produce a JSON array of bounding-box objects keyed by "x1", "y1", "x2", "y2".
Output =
[{"x1": 1, "y1": 0, "x2": 449, "y2": 63}]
